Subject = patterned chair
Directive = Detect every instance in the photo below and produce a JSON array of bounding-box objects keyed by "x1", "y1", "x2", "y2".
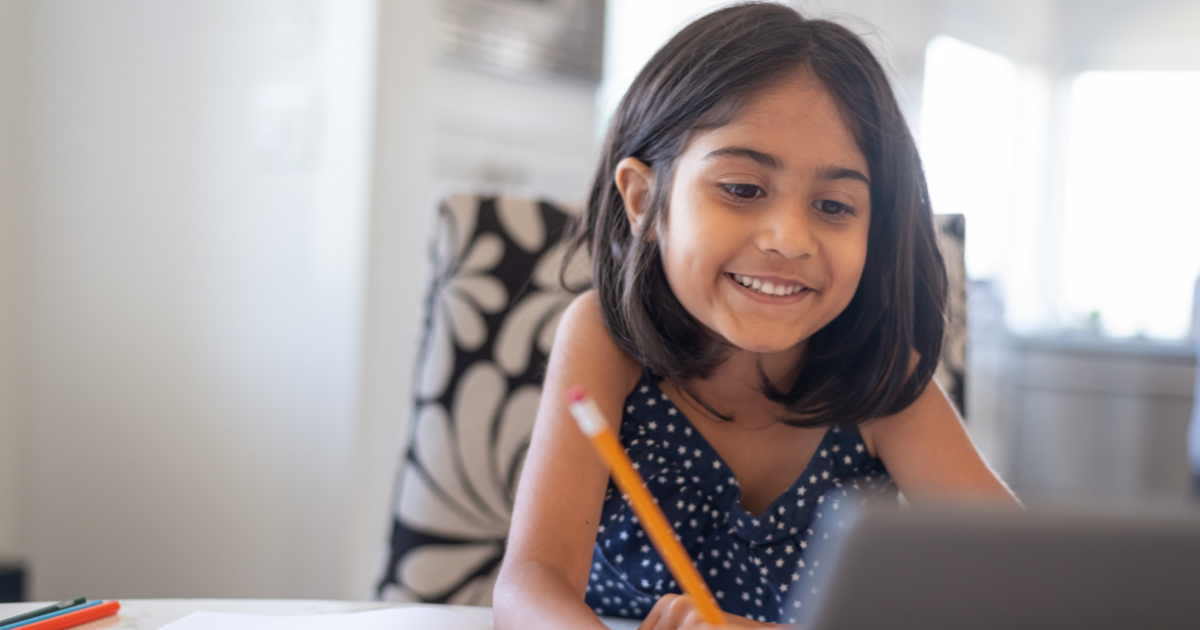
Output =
[
  {"x1": 376, "y1": 200, "x2": 968, "y2": 604},
  {"x1": 377, "y1": 194, "x2": 585, "y2": 604}
]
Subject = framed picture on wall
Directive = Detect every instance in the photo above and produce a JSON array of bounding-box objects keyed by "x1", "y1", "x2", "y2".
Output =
[{"x1": 437, "y1": 0, "x2": 605, "y2": 84}]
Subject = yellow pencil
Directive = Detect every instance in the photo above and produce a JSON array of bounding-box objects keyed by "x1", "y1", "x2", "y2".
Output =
[{"x1": 568, "y1": 385, "x2": 726, "y2": 626}]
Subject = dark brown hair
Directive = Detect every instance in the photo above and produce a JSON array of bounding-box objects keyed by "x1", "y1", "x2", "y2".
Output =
[{"x1": 562, "y1": 2, "x2": 946, "y2": 427}]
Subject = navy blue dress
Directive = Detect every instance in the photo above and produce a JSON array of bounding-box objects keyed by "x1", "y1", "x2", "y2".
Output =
[{"x1": 584, "y1": 374, "x2": 897, "y2": 624}]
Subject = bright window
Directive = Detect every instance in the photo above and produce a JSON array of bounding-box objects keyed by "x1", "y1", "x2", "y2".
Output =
[
  {"x1": 1062, "y1": 72, "x2": 1200, "y2": 339},
  {"x1": 920, "y1": 35, "x2": 1019, "y2": 280}
]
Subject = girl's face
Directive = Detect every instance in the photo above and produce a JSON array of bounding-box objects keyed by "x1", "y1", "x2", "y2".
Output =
[{"x1": 629, "y1": 77, "x2": 871, "y2": 358}]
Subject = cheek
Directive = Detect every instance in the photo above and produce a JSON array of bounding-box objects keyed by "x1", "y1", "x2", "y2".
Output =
[
  {"x1": 657, "y1": 203, "x2": 713, "y2": 278},
  {"x1": 831, "y1": 232, "x2": 870, "y2": 295}
]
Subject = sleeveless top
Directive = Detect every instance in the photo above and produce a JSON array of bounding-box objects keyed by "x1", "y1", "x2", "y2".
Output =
[{"x1": 584, "y1": 374, "x2": 897, "y2": 624}]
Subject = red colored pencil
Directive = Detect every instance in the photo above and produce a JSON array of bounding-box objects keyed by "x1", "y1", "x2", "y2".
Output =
[{"x1": 20, "y1": 601, "x2": 120, "y2": 630}]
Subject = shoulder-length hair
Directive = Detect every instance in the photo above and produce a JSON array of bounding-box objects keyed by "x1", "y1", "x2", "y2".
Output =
[{"x1": 562, "y1": 2, "x2": 946, "y2": 428}]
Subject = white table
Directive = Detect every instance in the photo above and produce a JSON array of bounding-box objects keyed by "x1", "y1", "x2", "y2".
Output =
[{"x1": 0, "y1": 599, "x2": 640, "y2": 629}]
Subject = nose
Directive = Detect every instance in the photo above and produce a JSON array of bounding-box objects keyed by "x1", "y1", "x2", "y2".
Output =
[{"x1": 755, "y1": 201, "x2": 816, "y2": 259}]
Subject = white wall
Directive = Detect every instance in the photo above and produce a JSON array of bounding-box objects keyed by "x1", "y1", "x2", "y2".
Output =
[
  {"x1": 4, "y1": 0, "x2": 591, "y2": 601},
  {"x1": 431, "y1": 65, "x2": 598, "y2": 205},
  {"x1": 1061, "y1": 0, "x2": 1200, "y2": 71},
  {"x1": 0, "y1": 0, "x2": 22, "y2": 560},
  {"x1": 345, "y1": 0, "x2": 436, "y2": 601},
  {"x1": 16, "y1": 0, "x2": 378, "y2": 599}
]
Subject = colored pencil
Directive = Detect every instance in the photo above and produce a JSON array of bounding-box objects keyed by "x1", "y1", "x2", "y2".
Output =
[
  {"x1": 0, "y1": 600, "x2": 100, "y2": 628},
  {"x1": 568, "y1": 386, "x2": 726, "y2": 626},
  {"x1": 17, "y1": 601, "x2": 118, "y2": 630},
  {"x1": 0, "y1": 600, "x2": 87, "y2": 628},
  {"x1": 0, "y1": 601, "x2": 99, "y2": 630}
]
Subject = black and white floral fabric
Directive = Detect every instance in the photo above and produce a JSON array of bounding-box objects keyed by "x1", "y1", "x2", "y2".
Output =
[{"x1": 377, "y1": 194, "x2": 585, "y2": 605}]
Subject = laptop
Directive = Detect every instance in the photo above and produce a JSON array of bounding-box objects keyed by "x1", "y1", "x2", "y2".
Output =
[{"x1": 807, "y1": 503, "x2": 1200, "y2": 630}]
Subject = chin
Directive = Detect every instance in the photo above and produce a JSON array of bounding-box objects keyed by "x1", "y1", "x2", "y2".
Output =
[{"x1": 723, "y1": 333, "x2": 806, "y2": 355}]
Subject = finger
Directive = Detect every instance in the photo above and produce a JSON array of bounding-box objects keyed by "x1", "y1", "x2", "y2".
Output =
[
  {"x1": 638, "y1": 594, "x2": 680, "y2": 630},
  {"x1": 661, "y1": 594, "x2": 699, "y2": 629}
]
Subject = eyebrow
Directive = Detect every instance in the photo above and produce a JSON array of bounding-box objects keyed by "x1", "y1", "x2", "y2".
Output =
[
  {"x1": 704, "y1": 146, "x2": 870, "y2": 186},
  {"x1": 704, "y1": 147, "x2": 780, "y2": 169},
  {"x1": 820, "y1": 166, "x2": 871, "y2": 187}
]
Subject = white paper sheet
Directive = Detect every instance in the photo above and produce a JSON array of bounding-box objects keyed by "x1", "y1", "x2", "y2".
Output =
[{"x1": 160, "y1": 606, "x2": 492, "y2": 630}]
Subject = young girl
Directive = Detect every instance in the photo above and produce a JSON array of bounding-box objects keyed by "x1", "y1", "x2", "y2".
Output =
[{"x1": 494, "y1": 3, "x2": 1018, "y2": 628}]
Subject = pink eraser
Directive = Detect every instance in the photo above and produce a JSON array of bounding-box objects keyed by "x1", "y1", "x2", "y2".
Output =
[{"x1": 567, "y1": 385, "x2": 586, "y2": 403}]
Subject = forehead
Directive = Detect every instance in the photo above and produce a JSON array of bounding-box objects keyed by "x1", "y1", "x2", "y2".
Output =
[{"x1": 684, "y1": 76, "x2": 868, "y2": 173}]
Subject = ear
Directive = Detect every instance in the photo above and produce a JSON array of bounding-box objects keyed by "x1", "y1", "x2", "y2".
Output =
[{"x1": 614, "y1": 157, "x2": 656, "y2": 240}]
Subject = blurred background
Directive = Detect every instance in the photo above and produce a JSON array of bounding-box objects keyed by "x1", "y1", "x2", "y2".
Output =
[{"x1": 0, "y1": 0, "x2": 1197, "y2": 605}]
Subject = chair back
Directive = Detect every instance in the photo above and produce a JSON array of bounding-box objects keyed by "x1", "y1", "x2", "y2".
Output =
[
  {"x1": 377, "y1": 194, "x2": 582, "y2": 604},
  {"x1": 934, "y1": 213, "x2": 967, "y2": 417}
]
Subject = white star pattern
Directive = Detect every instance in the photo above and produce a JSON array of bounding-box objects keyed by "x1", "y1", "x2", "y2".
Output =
[{"x1": 585, "y1": 376, "x2": 896, "y2": 623}]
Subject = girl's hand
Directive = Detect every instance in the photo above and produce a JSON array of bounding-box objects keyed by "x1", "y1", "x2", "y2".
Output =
[{"x1": 637, "y1": 594, "x2": 783, "y2": 630}]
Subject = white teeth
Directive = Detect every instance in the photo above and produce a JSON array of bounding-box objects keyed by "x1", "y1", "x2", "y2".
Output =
[{"x1": 732, "y1": 273, "x2": 802, "y2": 297}]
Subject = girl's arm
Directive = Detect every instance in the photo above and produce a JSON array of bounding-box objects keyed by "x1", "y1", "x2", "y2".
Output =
[
  {"x1": 493, "y1": 291, "x2": 644, "y2": 630},
  {"x1": 862, "y1": 378, "x2": 1021, "y2": 505}
]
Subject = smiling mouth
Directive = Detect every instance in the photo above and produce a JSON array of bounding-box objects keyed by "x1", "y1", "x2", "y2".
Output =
[{"x1": 729, "y1": 273, "x2": 808, "y2": 297}]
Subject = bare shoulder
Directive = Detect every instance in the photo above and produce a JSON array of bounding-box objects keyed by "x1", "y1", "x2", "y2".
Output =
[
  {"x1": 859, "y1": 375, "x2": 1019, "y2": 506},
  {"x1": 858, "y1": 376, "x2": 955, "y2": 455},
  {"x1": 550, "y1": 290, "x2": 643, "y2": 408}
]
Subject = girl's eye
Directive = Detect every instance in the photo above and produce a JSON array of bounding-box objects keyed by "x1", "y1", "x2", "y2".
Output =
[
  {"x1": 720, "y1": 183, "x2": 765, "y2": 200},
  {"x1": 814, "y1": 199, "x2": 853, "y2": 216}
]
